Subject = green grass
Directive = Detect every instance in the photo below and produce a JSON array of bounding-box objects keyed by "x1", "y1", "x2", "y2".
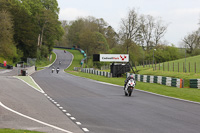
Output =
[
  {"x1": 135, "y1": 55, "x2": 200, "y2": 87},
  {"x1": 36, "y1": 52, "x2": 56, "y2": 70},
  {"x1": 15, "y1": 76, "x2": 42, "y2": 92},
  {"x1": 64, "y1": 49, "x2": 84, "y2": 72},
  {"x1": 0, "y1": 129, "x2": 44, "y2": 133},
  {"x1": 139, "y1": 55, "x2": 200, "y2": 73},
  {"x1": 137, "y1": 55, "x2": 200, "y2": 75},
  {"x1": 66, "y1": 49, "x2": 200, "y2": 103},
  {"x1": 99, "y1": 55, "x2": 200, "y2": 87}
]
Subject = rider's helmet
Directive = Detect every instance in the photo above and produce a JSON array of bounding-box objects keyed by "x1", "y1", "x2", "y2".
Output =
[{"x1": 130, "y1": 75, "x2": 133, "y2": 78}]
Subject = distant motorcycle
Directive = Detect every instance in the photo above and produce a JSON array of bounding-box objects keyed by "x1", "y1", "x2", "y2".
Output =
[
  {"x1": 124, "y1": 79, "x2": 136, "y2": 96},
  {"x1": 52, "y1": 68, "x2": 55, "y2": 73},
  {"x1": 56, "y1": 67, "x2": 60, "y2": 74}
]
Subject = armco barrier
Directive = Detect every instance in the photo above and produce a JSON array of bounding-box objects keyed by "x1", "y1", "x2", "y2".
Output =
[
  {"x1": 74, "y1": 67, "x2": 111, "y2": 78},
  {"x1": 127, "y1": 73, "x2": 183, "y2": 88}
]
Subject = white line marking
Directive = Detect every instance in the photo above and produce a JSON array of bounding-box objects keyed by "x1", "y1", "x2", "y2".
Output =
[
  {"x1": 82, "y1": 128, "x2": 89, "y2": 132},
  {"x1": 70, "y1": 117, "x2": 76, "y2": 120},
  {"x1": 76, "y1": 122, "x2": 81, "y2": 125},
  {"x1": 70, "y1": 74, "x2": 200, "y2": 105},
  {"x1": 66, "y1": 113, "x2": 71, "y2": 116},
  {"x1": 0, "y1": 102, "x2": 73, "y2": 133},
  {"x1": 62, "y1": 110, "x2": 67, "y2": 112},
  {"x1": 29, "y1": 76, "x2": 45, "y2": 93},
  {"x1": 56, "y1": 104, "x2": 60, "y2": 107},
  {"x1": 59, "y1": 107, "x2": 63, "y2": 109}
]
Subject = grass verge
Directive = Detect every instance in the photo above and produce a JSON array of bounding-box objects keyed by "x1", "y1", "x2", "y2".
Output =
[
  {"x1": 15, "y1": 76, "x2": 43, "y2": 92},
  {"x1": 36, "y1": 52, "x2": 56, "y2": 71},
  {"x1": 0, "y1": 129, "x2": 43, "y2": 133},
  {"x1": 65, "y1": 49, "x2": 200, "y2": 103}
]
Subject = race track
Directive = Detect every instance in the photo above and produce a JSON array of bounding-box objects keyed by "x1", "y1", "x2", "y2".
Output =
[{"x1": 32, "y1": 49, "x2": 200, "y2": 133}]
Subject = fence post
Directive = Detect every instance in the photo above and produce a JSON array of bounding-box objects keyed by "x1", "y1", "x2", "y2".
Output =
[
  {"x1": 168, "y1": 62, "x2": 169, "y2": 71},
  {"x1": 189, "y1": 62, "x2": 190, "y2": 73},
  {"x1": 178, "y1": 62, "x2": 179, "y2": 72},
  {"x1": 163, "y1": 62, "x2": 164, "y2": 71},
  {"x1": 159, "y1": 63, "x2": 160, "y2": 70},
  {"x1": 155, "y1": 60, "x2": 157, "y2": 70},
  {"x1": 183, "y1": 62, "x2": 184, "y2": 72},
  {"x1": 173, "y1": 62, "x2": 174, "y2": 72},
  {"x1": 146, "y1": 60, "x2": 147, "y2": 67},
  {"x1": 195, "y1": 62, "x2": 196, "y2": 73},
  {"x1": 149, "y1": 60, "x2": 150, "y2": 68}
]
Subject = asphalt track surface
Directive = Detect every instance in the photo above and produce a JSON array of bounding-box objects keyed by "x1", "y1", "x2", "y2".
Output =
[
  {"x1": 31, "y1": 49, "x2": 200, "y2": 133},
  {"x1": 0, "y1": 64, "x2": 84, "y2": 132}
]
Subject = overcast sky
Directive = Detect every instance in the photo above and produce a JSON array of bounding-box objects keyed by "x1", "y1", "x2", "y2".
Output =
[{"x1": 57, "y1": 0, "x2": 200, "y2": 47}]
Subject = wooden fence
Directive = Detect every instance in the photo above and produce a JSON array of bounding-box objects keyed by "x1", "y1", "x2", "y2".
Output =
[{"x1": 139, "y1": 60, "x2": 200, "y2": 73}]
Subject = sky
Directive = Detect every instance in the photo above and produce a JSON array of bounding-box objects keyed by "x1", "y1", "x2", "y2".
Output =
[{"x1": 57, "y1": 0, "x2": 200, "y2": 47}]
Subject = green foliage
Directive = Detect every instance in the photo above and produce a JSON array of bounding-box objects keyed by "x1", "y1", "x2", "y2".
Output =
[
  {"x1": 0, "y1": 0, "x2": 63, "y2": 63},
  {"x1": 94, "y1": 32, "x2": 109, "y2": 53},
  {"x1": 36, "y1": 51, "x2": 56, "y2": 68},
  {"x1": 0, "y1": 129, "x2": 43, "y2": 133},
  {"x1": 0, "y1": 9, "x2": 18, "y2": 60},
  {"x1": 145, "y1": 45, "x2": 180, "y2": 63},
  {"x1": 40, "y1": 45, "x2": 49, "y2": 58}
]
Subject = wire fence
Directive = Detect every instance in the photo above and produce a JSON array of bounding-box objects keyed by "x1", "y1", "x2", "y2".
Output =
[{"x1": 138, "y1": 60, "x2": 200, "y2": 73}]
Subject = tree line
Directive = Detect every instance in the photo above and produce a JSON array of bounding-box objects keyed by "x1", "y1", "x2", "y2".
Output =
[
  {"x1": 0, "y1": 0, "x2": 63, "y2": 63},
  {"x1": 1, "y1": 2, "x2": 200, "y2": 66},
  {"x1": 182, "y1": 27, "x2": 200, "y2": 55},
  {"x1": 57, "y1": 8, "x2": 195, "y2": 67}
]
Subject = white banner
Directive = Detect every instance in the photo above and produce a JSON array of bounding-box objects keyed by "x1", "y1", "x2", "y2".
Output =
[{"x1": 100, "y1": 54, "x2": 129, "y2": 62}]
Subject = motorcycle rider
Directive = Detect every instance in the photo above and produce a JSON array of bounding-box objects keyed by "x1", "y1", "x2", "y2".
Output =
[
  {"x1": 52, "y1": 66, "x2": 55, "y2": 73},
  {"x1": 124, "y1": 74, "x2": 136, "y2": 90},
  {"x1": 56, "y1": 67, "x2": 60, "y2": 74}
]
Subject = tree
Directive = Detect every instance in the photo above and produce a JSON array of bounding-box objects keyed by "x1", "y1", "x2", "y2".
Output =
[
  {"x1": 0, "y1": 9, "x2": 17, "y2": 59},
  {"x1": 68, "y1": 18, "x2": 85, "y2": 47},
  {"x1": 79, "y1": 30, "x2": 95, "y2": 55},
  {"x1": 154, "y1": 19, "x2": 167, "y2": 46},
  {"x1": 119, "y1": 8, "x2": 140, "y2": 53},
  {"x1": 55, "y1": 20, "x2": 70, "y2": 47},
  {"x1": 93, "y1": 32, "x2": 109, "y2": 53},
  {"x1": 182, "y1": 31, "x2": 199, "y2": 54},
  {"x1": 140, "y1": 15, "x2": 155, "y2": 50},
  {"x1": 105, "y1": 26, "x2": 119, "y2": 49}
]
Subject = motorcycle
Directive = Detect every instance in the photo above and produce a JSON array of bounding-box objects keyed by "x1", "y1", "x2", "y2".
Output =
[
  {"x1": 56, "y1": 67, "x2": 60, "y2": 74},
  {"x1": 124, "y1": 79, "x2": 136, "y2": 96},
  {"x1": 52, "y1": 68, "x2": 55, "y2": 73}
]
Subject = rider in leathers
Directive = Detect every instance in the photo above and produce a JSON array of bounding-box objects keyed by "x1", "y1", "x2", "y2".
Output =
[{"x1": 124, "y1": 74, "x2": 136, "y2": 90}]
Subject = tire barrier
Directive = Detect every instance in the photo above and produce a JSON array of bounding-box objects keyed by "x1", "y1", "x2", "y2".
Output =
[
  {"x1": 127, "y1": 73, "x2": 183, "y2": 88},
  {"x1": 74, "y1": 67, "x2": 112, "y2": 78},
  {"x1": 190, "y1": 79, "x2": 200, "y2": 89}
]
